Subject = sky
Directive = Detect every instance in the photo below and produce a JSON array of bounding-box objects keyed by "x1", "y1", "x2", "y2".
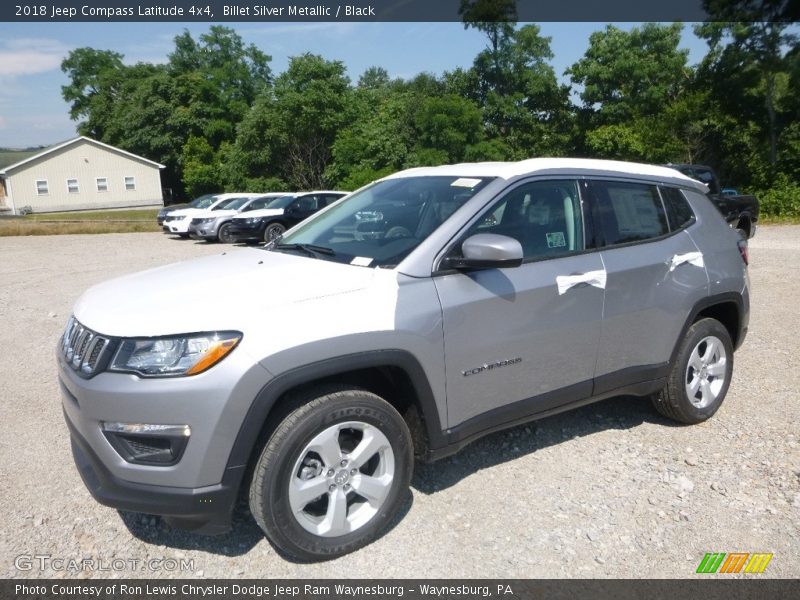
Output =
[{"x1": 0, "y1": 22, "x2": 713, "y2": 149}]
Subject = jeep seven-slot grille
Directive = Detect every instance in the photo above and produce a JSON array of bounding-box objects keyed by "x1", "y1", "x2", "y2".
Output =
[{"x1": 61, "y1": 317, "x2": 111, "y2": 377}]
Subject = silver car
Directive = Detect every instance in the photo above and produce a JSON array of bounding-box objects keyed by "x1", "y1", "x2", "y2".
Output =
[{"x1": 58, "y1": 158, "x2": 749, "y2": 561}]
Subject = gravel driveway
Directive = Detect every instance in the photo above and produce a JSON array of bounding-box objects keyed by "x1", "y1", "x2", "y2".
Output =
[{"x1": 1, "y1": 227, "x2": 798, "y2": 578}]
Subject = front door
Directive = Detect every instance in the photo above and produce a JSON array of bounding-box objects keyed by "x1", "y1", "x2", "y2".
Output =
[{"x1": 434, "y1": 179, "x2": 605, "y2": 430}]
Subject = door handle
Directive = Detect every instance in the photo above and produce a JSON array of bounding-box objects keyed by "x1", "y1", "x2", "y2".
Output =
[
  {"x1": 556, "y1": 269, "x2": 607, "y2": 295},
  {"x1": 669, "y1": 251, "x2": 704, "y2": 272}
]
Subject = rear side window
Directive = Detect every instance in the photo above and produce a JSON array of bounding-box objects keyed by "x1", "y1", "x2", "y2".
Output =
[
  {"x1": 660, "y1": 186, "x2": 695, "y2": 231},
  {"x1": 591, "y1": 181, "x2": 668, "y2": 246}
]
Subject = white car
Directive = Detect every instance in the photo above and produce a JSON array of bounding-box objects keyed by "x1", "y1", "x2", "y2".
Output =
[{"x1": 162, "y1": 193, "x2": 259, "y2": 237}]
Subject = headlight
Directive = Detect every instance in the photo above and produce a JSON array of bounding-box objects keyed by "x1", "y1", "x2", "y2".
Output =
[
  {"x1": 245, "y1": 217, "x2": 263, "y2": 224},
  {"x1": 196, "y1": 218, "x2": 215, "y2": 224},
  {"x1": 110, "y1": 332, "x2": 242, "y2": 377}
]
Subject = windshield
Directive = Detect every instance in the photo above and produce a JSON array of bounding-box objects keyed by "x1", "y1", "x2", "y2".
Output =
[
  {"x1": 194, "y1": 195, "x2": 219, "y2": 209},
  {"x1": 266, "y1": 195, "x2": 296, "y2": 209},
  {"x1": 274, "y1": 176, "x2": 493, "y2": 267},
  {"x1": 223, "y1": 197, "x2": 251, "y2": 210},
  {"x1": 214, "y1": 197, "x2": 245, "y2": 210},
  {"x1": 188, "y1": 193, "x2": 216, "y2": 208}
]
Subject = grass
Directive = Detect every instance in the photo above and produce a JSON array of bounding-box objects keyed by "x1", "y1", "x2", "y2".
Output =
[
  {"x1": 0, "y1": 207, "x2": 161, "y2": 236},
  {"x1": 27, "y1": 208, "x2": 160, "y2": 221},
  {"x1": 759, "y1": 215, "x2": 800, "y2": 225}
]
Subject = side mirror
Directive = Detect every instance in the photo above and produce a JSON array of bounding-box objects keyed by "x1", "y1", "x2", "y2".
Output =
[{"x1": 442, "y1": 233, "x2": 523, "y2": 270}]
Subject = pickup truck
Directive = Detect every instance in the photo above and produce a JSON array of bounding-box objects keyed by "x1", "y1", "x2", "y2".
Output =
[{"x1": 665, "y1": 164, "x2": 759, "y2": 238}]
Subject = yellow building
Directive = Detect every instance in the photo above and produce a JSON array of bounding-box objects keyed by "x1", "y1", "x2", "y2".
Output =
[{"x1": 0, "y1": 137, "x2": 164, "y2": 214}]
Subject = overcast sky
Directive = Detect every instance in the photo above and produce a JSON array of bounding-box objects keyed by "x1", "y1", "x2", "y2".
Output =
[{"x1": 0, "y1": 22, "x2": 713, "y2": 148}]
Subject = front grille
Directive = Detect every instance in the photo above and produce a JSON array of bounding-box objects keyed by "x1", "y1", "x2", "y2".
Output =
[{"x1": 61, "y1": 317, "x2": 111, "y2": 377}]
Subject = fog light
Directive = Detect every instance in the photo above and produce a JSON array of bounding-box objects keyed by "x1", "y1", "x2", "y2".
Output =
[{"x1": 102, "y1": 422, "x2": 190, "y2": 465}]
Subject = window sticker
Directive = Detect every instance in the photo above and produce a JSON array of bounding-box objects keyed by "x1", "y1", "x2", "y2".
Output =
[
  {"x1": 546, "y1": 232, "x2": 566, "y2": 248},
  {"x1": 350, "y1": 256, "x2": 373, "y2": 267},
  {"x1": 451, "y1": 177, "x2": 482, "y2": 188}
]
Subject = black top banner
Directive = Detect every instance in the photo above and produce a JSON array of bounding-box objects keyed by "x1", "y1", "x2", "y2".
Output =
[{"x1": 3, "y1": 0, "x2": 797, "y2": 23}]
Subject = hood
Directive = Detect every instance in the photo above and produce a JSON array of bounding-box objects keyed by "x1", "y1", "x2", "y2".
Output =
[
  {"x1": 232, "y1": 208, "x2": 285, "y2": 220},
  {"x1": 192, "y1": 209, "x2": 237, "y2": 219},
  {"x1": 166, "y1": 207, "x2": 205, "y2": 218},
  {"x1": 74, "y1": 249, "x2": 381, "y2": 337}
]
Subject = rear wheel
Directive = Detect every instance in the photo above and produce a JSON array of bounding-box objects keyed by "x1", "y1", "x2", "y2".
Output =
[
  {"x1": 249, "y1": 388, "x2": 413, "y2": 561},
  {"x1": 652, "y1": 318, "x2": 733, "y2": 424},
  {"x1": 264, "y1": 222, "x2": 285, "y2": 243}
]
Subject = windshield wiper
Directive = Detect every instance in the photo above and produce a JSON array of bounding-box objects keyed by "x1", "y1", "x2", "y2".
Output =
[{"x1": 272, "y1": 243, "x2": 336, "y2": 258}]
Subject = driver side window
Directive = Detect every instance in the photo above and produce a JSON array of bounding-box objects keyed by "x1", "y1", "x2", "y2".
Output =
[{"x1": 465, "y1": 180, "x2": 585, "y2": 260}]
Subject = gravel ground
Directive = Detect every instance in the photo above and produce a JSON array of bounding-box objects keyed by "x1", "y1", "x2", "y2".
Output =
[{"x1": 0, "y1": 227, "x2": 798, "y2": 579}]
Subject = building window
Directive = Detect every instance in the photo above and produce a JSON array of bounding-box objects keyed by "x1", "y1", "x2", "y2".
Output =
[
  {"x1": 96, "y1": 177, "x2": 108, "y2": 192},
  {"x1": 67, "y1": 179, "x2": 79, "y2": 194},
  {"x1": 124, "y1": 176, "x2": 136, "y2": 191},
  {"x1": 36, "y1": 180, "x2": 49, "y2": 195}
]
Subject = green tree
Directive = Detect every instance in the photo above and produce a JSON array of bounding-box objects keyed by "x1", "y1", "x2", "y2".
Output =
[
  {"x1": 567, "y1": 23, "x2": 692, "y2": 162},
  {"x1": 234, "y1": 54, "x2": 351, "y2": 189},
  {"x1": 60, "y1": 48, "x2": 125, "y2": 139},
  {"x1": 695, "y1": 7, "x2": 798, "y2": 182}
]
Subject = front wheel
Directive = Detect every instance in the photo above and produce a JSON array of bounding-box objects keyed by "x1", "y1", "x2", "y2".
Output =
[
  {"x1": 264, "y1": 222, "x2": 286, "y2": 243},
  {"x1": 652, "y1": 318, "x2": 734, "y2": 424},
  {"x1": 218, "y1": 222, "x2": 234, "y2": 243},
  {"x1": 249, "y1": 388, "x2": 413, "y2": 561}
]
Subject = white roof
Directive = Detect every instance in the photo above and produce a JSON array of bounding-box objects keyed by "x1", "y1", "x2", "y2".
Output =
[
  {"x1": 384, "y1": 158, "x2": 708, "y2": 192},
  {"x1": 0, "y1": 136, "x2": 165, "y2": 174}
]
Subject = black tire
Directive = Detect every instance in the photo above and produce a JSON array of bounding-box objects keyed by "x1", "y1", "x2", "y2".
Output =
[
  {"x1": 218, "y1": 222, "x2": 234, "y2": 243},
  {"x1": 249, "y1": 388, "x2": 413, "y2": 561},
  {"x1": 652, "y1": 318, "x2": 734, "y2": 424},
  {"x1": 264, "y1": 222, "x2": 285, "y2": 243},
  {"x1": 178, "y1": 233, "x2": 190, "y2": 239}
]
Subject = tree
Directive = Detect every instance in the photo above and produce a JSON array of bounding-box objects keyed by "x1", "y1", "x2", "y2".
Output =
[
  {"x1": 60, "y1": 48, "x2": 125, "y2": 138},
  {"x1": 566, "y1": 23, "x2": 693, "y2": 162},
  {"x1": 235, "y1": 54, "x2": 351, "y2": 189},
  {"x1": 695, "y1": 5, "x2": 798, "y2": 181}
]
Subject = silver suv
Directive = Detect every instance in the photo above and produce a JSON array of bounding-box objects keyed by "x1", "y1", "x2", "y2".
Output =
[{"x1": 58, "y1": 159, "x2": 749, "y2": 561}]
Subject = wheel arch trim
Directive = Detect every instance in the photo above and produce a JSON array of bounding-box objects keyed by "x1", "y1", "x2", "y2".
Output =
[{"x1": 223, "y1": 349, "x2": 445, "y2": 473}]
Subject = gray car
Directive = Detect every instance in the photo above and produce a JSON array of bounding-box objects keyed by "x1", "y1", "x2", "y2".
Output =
[
  {"x1": 188, "y1": 193, "x2": 288, "y2": 242},
  {"x1": 58, "y1": 158, "x2": 749, "y2": 561}
]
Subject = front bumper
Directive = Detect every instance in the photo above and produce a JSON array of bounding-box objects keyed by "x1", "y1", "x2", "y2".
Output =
[
  {"x1": 227, "y1": 222, "x2": 263, "y2": 243},
  {"x1": 66, "y1": 411, "x2": 239, "y2": 534},
  {"x1": 188, "y1": 222, "x2": 218, "y2": 240},
  {"x1": 57, "y1": 336, "x2": 272, "y2": 533},
  {"x1": 163, "y1": 219, "x2": 191, "y2": 234}
]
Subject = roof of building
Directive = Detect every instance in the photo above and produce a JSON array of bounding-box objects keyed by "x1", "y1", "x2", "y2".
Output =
[
  {"x1": 385, "y1": 158, "x2": 708, "y2": 192},
  {"x1": 0, "y1": 136, "x2": 165, "y2": 175}
]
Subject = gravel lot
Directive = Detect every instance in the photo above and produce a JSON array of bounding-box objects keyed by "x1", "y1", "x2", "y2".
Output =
[{"x1": 1, "y1": 227, "x2": 798, "y2": 579}]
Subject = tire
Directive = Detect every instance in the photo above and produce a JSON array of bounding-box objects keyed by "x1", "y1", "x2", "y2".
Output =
[
  {"x1": 264, "y1": 222, "x2": 285, "y2": 243},
  {"x1": 249, "y1": 388, "x2": 413, "y2": 561},
  {"x1": 178, "y1": 233, "x2": 190, "y2": 239},
  {"x1": 652, "y1": 318, "x2": 734, "y2": 424},
  {"x1": 218, "y1": 222, "x2": 234, "y2": 244}
]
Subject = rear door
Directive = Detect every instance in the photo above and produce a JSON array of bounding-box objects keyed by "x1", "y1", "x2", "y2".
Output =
[
  {"x1": 434, "y1": 179, "x2": 606, "y2": 429},
  {"x1": 587, "y1": 180, "x2": 709, "y2": 393}
]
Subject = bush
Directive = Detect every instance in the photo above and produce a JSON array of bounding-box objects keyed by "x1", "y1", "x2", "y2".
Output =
[{"x1": 755, "y1": 176, "x2": 800, "y2": 218}]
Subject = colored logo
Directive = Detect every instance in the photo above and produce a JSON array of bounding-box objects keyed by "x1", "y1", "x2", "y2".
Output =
[{"x1": 696, "y1": 552, "x2": 773, "y2": 574}]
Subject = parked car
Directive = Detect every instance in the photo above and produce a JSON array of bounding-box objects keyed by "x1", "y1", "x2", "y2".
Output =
[
  {"x1": 188, "y1": 193, "x2": 289, "y2": 243},
  {"x1": 157, "y1": 193, "x2": 218, "y2": 226},
  {"x1": 225, "y1": 191, "x2": 349, "y2": 243},
  {"x1": 59, "y1": 159, "x2": 749, "y2": 561},
  {"x1": 664, "y1": 164, "x2": 759, "y2": 238},
  {"x1": 162, "y1": 193, "x2": 258, "y2": 238}
]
